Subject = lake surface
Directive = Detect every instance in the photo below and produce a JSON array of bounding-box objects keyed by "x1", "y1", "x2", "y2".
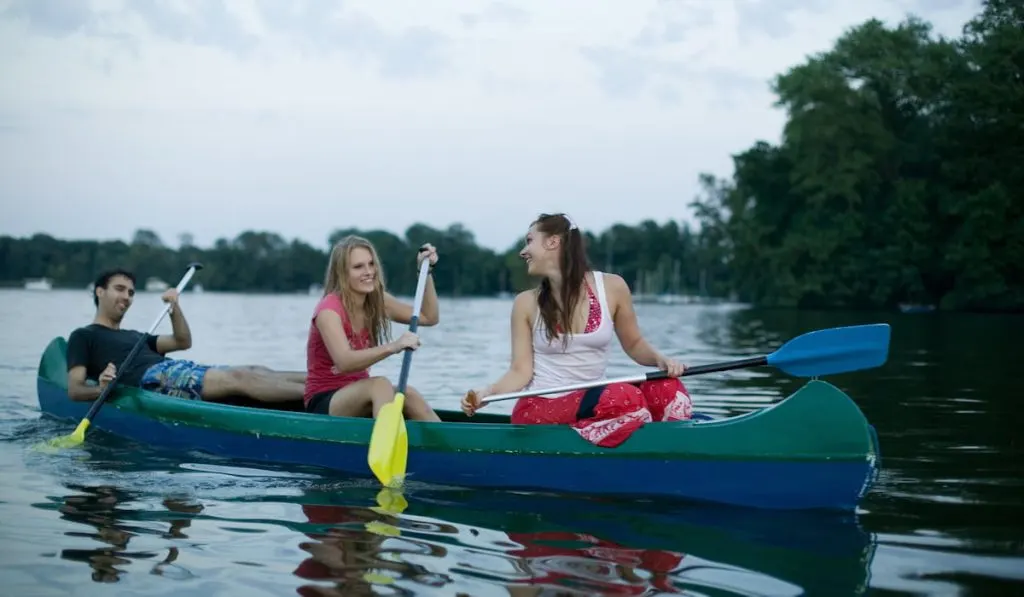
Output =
[{"x1": 1, "y1": 289, "x2": 1021, "y2": 596}]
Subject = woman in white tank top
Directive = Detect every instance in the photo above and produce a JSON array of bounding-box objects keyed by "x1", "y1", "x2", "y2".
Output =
[{"x1": 461, "y1": 213, "x2": 693, "y2": 447}]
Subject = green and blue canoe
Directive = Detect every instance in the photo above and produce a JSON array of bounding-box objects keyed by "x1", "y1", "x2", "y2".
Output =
[{"x1": 36, "y1": 336, "x2": 880, "y2": 511}]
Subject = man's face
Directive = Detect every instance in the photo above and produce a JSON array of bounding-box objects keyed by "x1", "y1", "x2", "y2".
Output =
[{"x1": 97, "y1": 275, "x2": 135, "y2": 319}]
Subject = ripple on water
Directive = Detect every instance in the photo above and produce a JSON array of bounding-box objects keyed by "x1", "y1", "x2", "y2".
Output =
[{"x1": 2, "y1": 293, "x2": 1023, "y2": 596}]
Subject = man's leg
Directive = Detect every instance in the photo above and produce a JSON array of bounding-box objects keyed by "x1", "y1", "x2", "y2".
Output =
[
  {"x1": 228, "y1": 366, "x2": 306, "y2": 385},
  {"x1": 200, "y1": 367, "x2": 305, "y2": 403}
]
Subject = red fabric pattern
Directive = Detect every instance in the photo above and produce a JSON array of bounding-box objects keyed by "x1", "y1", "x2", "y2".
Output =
[
  {"x1": 553, "y1": 283, "x2": 602, "y2": 334},
  {"x1": 511, "y1": 379, "x2": 692, "y2": 447},
  {"x1": 507, "y1": 531, "x2": 684, "y2": 594},
  {"x1": 512, "y1": 280, "x2": 696, "y2": 448},
  {"x1": 303, "y1": 293, "x2": 371, "y2": 405},
  {"x1": 511, "y1": 282, "x2": 693, "y2": 447}
]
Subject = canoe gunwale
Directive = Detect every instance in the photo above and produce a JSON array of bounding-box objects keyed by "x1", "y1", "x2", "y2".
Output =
[{"x1": 35, "y1": 335, "x2": 881, "y2": 510}]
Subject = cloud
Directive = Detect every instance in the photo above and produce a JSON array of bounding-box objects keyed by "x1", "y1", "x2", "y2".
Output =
[
  {"x1": 130, "y1": 0, "x2": 258, "y2": 55},
  {"x1": 0, "y1": 0, "x2": 986, "y2": 252},
  {"x1": 1, "y1": 0, "x2": 96, "y2": 36},
  {"x1": 461, "y1": 2, "x2": 530, "y2": 29},
  {"x1": 733, "y1": 0, "x2": 832, "y2": 39},
  {"x1": 1, "y1": 0, "x2": 450, "y2": 79}
]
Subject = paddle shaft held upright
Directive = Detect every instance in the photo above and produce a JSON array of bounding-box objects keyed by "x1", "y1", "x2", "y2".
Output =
[
  {"x1": 80, "y1": 263, "x2": 204, "y2": 422},
  {"x1": 396, "y1": 257, "x2": 432, "y2": 394}
]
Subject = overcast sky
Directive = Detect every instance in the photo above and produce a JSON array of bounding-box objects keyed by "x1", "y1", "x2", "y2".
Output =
[{"x1": 0, "y1": 0, "x2": 981, "y2": 252}]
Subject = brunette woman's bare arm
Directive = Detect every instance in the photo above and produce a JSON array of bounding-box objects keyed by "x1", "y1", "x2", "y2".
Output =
[
  {"x1": 607, "y1": 273, "x2": 665, "y2": 367},
  {"x1": 480, "y1": 290, "x2": 536, "y2": 396}
]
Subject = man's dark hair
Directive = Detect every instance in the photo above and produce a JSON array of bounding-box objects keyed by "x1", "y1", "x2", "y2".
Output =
[{"x1": 93, "y1": 268, "x2": 136, "y2": 306}]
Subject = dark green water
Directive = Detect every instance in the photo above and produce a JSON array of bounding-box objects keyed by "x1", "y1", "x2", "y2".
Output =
[{"x1": 1, "y1": 290, "x2": 1022, "y2": 596}]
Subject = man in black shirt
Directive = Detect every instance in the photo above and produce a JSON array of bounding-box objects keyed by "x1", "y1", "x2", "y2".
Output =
[{"x1": 67, "y1": 268, "x2": 306, "y2": 403}]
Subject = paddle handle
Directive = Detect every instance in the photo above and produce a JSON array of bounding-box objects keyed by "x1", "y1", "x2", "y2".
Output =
[
  {"x1": 396, "y1": 255, "x2": 432, "y2": 394},
  {"x1": 479, "y1": 355, "x2": 767, "y2": 405},
  {"x1": 81, "y1": 262, "x2": 203, "y2": 422}
]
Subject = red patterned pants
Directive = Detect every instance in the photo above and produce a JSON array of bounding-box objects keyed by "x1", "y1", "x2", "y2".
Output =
[{"x1": 511, "y1": 378, "x2": 693, "y2": 448}]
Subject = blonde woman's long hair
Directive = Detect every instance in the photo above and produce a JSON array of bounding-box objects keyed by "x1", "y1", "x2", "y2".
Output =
[{"x1": 322, "y1": 235, "x2": 391, "y2": 347}]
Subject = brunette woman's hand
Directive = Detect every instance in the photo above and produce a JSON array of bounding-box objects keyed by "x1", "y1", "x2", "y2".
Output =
[
  {"x1": 461, "y1": 387, "x2": 486, "y2": 416},
  {"x1": 656, "y1": 354, "x2": 686, "y2": 378}
]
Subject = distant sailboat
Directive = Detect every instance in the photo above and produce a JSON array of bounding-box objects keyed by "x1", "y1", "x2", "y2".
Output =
[
  {"x1": 145, "y1": 277, "x2": 169, "y2": 292},
  {"x1": 24, "y1": 278, "x2": 53, "y2": 291}
]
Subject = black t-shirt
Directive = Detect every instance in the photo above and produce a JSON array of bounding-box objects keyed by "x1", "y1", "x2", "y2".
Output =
[{"x1": 66, "y1": 324, "x2": 169, "y2": 387}]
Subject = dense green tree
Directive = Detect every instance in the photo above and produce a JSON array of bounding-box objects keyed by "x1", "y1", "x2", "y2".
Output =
[{"x1": 691, "y1": 0, "x2": 1022, "y2": 311}]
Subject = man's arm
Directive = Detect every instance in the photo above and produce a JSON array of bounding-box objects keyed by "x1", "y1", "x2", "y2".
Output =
[
  {"x1": 154, "y1": 290, "x2": 192, "y2": 354},
  {"x1": 66, "y1": 328, "x2": 102, "y2": 401},
  {"x1": 68, "y1": 365, "x2": 103, "y2": 401}
]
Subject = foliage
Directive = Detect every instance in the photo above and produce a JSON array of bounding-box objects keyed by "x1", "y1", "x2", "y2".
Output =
[
  {"x1": 0, "y1": 221, "x2": 718, "y2": 299},
  {"x1": 691, "y1": 0, "x2": 1023, "y2": 311}
]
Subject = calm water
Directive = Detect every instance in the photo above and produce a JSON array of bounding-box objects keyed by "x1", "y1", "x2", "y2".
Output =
[{"x1": 1, "y1": 289, "x2": 1021, "y2": 596}]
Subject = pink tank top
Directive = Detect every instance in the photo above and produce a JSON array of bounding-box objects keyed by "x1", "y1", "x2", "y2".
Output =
[{"x1": 304, "y1": 293, "x2": 371, "y2": 404}]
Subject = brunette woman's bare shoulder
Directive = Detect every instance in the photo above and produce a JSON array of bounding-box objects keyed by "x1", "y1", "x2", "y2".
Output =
[
  {"x1": 602, "y1": 272, "x2": 629, "y2": 293},
  {"x1": 512, "y1": 289, "x2": 537, "y2": 312}
]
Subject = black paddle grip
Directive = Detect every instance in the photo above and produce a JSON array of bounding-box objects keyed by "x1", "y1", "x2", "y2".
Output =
[{"x1": 644, "y1": 356, "x2": 769, "y2": 380}]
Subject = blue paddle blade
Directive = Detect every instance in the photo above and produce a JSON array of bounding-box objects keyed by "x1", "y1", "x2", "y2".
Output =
[{"x1": 766, "y1": 323, "x2": 891, "y2": 377}]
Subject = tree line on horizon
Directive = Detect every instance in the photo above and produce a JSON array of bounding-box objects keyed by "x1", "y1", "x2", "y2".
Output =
[
  {"x1": 0, "y1": 220, "x2": 720, "y2": 301},
  {"x1": 1, "y1": 1, "x2": 1020, "y2": 312}
]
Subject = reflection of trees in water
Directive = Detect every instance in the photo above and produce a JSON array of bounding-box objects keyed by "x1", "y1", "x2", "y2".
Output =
[{"x1": 55, "y1": 484, "x2": 203, "y2": 583}]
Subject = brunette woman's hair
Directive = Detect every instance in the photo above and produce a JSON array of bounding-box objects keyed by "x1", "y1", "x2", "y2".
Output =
[
  {"x1": 323, "y1": 235, "x2": 391, "y2": 347},
  {"x1": 533, "y1": 213, "x2": 590, "y2": 347}
]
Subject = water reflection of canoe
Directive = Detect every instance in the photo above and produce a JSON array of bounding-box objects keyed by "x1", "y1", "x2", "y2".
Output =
[
  {"x1": 236, "y1": 485, "x2": 877, "y2": 596},
  {"x1": 37, "y1": 480, "x2": 875, "y2": 595},
  {"x1": 37, "y1": 336, "x2": 880, "y2": 512}
]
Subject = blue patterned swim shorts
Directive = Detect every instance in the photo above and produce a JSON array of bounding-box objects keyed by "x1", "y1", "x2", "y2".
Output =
[{"x1": 140, "y1": 359, "x2": 228, "y2": 400}]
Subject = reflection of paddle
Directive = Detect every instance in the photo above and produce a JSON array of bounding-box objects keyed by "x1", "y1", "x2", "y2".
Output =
[
  {"x1": 367, "y1": 257, "x2": 432, "y2": 487},
  {"x1": 36, "y1": 263, "x2": 203, "y2": 451},
  {"x1": 481, "y1": 323, "x2": 891, "y2": 404}
]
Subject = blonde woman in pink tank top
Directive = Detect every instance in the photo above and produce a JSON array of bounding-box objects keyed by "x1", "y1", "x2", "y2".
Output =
[
  {"x1": 461, "y1": 213, "x2": 693, "y2": 447},
  {"x1": 304, "y1": 235, "x2": 441, "y2": 422}
]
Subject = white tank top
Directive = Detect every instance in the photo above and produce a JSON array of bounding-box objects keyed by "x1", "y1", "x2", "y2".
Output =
[{"x1": 525, "y1": 271, "x2": 614, "y2": 398}]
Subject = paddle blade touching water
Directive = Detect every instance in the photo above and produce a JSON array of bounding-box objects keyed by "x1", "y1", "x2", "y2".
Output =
[
  {"x1": 368, "y1": 256, "x2": 432, "y2": 487},
  {"x1": 368, "y1": 392, "x2": 407, "y2": 487}
]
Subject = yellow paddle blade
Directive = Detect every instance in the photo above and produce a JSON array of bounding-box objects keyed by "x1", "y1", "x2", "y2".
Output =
[
  {"x1": 365, "y1": 487, "x2": 408, "y2": 538},
  {"x1": 373, "y1": 487, "x2": 409, "y2": 515},
  {"x1": 367, "y1": 392, "x2": 408, "y2": 487},
  {"x1": 362, "y1": 571, "x2": 395, "y2": 585},
  {"x1": 364, "y1": 520, "x2": 402, "y2": 537},
  {"x1": 33, "y1": 419, "x2": 90, "y2": 453}
]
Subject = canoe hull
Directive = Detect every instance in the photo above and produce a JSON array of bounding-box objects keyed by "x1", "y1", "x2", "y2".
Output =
[{"x1": 36, "y1": 337, "x2": 880, "y2": 511}]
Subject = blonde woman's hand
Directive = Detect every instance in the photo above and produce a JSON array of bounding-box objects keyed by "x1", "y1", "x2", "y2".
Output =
[
  {"x1": 417, "y1": 243, "x2": 438, "y2": 268},
  {"x1": 392, "y1": 331, "x2": 421, "y2": 353}
]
